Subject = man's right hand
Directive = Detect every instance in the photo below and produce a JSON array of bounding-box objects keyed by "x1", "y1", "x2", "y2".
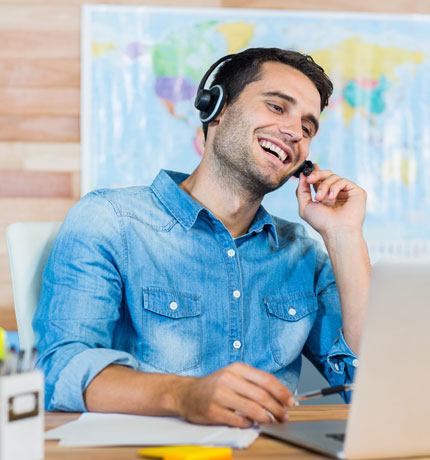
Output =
[
  {"x1": 84, "y1": 362, "x2": 294, "y2": 428},
  {"x1": 175, "y1": 362, "x2": 295, "y2": 427}
]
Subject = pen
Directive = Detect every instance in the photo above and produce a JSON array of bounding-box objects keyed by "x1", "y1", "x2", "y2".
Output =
[
  {"x1": 4, "y1": 346, "x2": 18, "y2": 375},
  {"x1": 29, "y1": 346, "x2": 38, "y2": 370},
  {"x1": 16, "y1": 349, "x2": 25, "y2": 373},
  {"x1": 295, "y1": 383, "x2": 355, "y2": 402}
]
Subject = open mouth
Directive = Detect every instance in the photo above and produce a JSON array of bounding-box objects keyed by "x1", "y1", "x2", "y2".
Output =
[{"x1": 259, "y1": 139, "x2": 290, "y2": 164}]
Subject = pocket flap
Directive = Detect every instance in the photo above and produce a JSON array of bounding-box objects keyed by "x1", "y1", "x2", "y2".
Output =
[
  {"x1": 264, "y1": 293, "x2": 317, "y2": 322},
  {"x1": 143, "y1": 287, "x2": 201, "y2": 319}
]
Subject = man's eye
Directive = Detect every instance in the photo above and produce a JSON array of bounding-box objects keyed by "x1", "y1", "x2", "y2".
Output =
[
  {"x1": 268, "y1": 103, "x2": 283, "y2": 113},
  {"x1": 302, "y1": 125, "x2": 312, "y2": 137}
]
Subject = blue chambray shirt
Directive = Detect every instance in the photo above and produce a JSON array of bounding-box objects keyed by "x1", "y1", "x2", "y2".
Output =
[{"x1": 34, "y1": 169, "x2": 357, "y2": 412}]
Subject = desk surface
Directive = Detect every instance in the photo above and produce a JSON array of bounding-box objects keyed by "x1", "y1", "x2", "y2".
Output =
[{"x1": 45, "y1": 405, "x2": 349, "y2": 460}]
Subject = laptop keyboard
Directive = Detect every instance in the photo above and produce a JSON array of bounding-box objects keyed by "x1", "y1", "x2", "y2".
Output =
[{"x1": 326, "y1": 433, "x2": 345, "y2": 442}]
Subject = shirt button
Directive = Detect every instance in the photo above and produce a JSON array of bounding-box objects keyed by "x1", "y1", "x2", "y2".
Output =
[
  {"x1": 227, "y1": 249, "x2": 235, "y2": 257},
  {"x1": 288, "y1": 307, "x2": 297, "y2": 316},
  {"x1": 233, "y1": 290, "x2": 241, "y2": 299},
  {"x1": 169, "y1": 301, "x2": 178, "y2": 311},
  {"x1": 352, "y1": 358, "x2": 360, "y2": 368},
  {"x1": 233, "y1": 340, "x2": 241, "y2": 349}
]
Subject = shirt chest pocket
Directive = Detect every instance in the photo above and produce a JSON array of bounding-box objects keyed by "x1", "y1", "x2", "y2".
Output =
[
  {"x1": 141, "y1": 287, "x2": 202, "y2": 373},
  {"x1": 264, "y1": 293, "x2": 318, "y2": 367}
]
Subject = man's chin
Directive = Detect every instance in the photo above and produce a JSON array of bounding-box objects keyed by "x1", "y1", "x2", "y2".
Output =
[
  {"x1": 265, "y1": 171, "x2": 294, "y2": 192},
  {"x1": 238, "y1": 165, "x2": 294, "y2": 197},
  {"x1": 248, "y1": 174, "x2": 290, "y2": 197}
]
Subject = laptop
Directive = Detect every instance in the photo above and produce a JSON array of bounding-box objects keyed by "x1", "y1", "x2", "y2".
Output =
[{"x1": 261, "y1": 260, "x2": 430, "y2": 459}]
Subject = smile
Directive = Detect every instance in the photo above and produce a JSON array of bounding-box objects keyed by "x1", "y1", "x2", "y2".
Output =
[{"x1": 258, "y1": 139, "x2": 290, "y2": 164}]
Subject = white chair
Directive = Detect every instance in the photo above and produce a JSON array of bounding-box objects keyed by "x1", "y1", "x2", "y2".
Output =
[{"x1": 6, "y1": 222, "x2": 61, "y2": 353}]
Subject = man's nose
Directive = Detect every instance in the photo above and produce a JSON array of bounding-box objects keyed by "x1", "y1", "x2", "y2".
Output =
[{"x1": 278, "y1": 120, "x2": 303, "y2": 143}]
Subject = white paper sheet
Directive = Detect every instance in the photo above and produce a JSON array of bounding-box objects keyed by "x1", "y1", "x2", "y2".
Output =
[{"x1": 45, "y1": 412, "x2": 259, "y2": 448}]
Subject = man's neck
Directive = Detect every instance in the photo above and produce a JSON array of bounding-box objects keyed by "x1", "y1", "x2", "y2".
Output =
[{"x1": 179, "y1": 162, "x2": 262, "y2": 239}]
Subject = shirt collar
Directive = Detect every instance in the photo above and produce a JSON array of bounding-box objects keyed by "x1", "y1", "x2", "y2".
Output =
[
  {"x1": 151, "y1": 169, "x2": 279, "y2": 247},
  {"x1": 151, "y1": 169, "x2": 204, "y2": 230},
  {"x1": 247, "y1": 205, "x2": 279, "y2": 248}
]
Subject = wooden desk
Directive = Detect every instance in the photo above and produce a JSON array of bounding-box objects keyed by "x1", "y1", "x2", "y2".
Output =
[{"x1": 45, "y1": 405, "x2": 349, "y2": 460}]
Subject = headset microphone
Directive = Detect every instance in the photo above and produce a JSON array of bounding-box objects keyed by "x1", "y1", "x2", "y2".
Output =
[
  {"x1": 194, "y1": 54, "x2": 235, "y2": 124},
  {"x1": 293, "y1": 160, "x2": 314, "y2": 178}
]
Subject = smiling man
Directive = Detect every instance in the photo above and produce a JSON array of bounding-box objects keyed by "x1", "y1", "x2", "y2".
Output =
[{"x1": 34, "y1": 48, "x2": 370, "y2": 428}]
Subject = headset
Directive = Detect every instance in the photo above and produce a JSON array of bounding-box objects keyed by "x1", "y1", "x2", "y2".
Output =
[{"x1": 194, "y1": 54, "x2": 236, "y2": 124}]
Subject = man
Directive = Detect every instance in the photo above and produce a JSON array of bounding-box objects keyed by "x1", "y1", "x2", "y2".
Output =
[{"x1": 34, "y1": 48, "x2": 370, "y2": 428}]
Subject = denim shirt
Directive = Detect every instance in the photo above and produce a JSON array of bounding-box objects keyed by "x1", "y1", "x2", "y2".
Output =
[{"x1": 34, "y1": 169, "x2": 357, "y2": 412}]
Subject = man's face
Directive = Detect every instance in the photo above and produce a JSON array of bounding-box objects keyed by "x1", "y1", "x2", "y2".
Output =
[{"x1": 211, "y1": 61, "x2": 321, "y2": 197}]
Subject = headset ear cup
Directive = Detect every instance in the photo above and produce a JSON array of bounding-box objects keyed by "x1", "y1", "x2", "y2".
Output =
[
  {"x1": 195, "y1": 54, "x2": 235, "y2": 126},
  {"x1": 199, "y1": 85, "x2": 227, "y2": 123},
  {"x1": 194, "y1": 89, "x2": 212, "y2": 112}
]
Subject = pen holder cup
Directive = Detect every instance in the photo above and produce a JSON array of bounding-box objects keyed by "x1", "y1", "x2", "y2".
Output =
[{"x1": 0, "y1": 370, "x2": 44, "y2": 460}]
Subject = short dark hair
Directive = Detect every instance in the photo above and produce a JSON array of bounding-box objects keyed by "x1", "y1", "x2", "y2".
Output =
[{"x1": 202, "y1": 47, "x2": 333, "y2": 138}]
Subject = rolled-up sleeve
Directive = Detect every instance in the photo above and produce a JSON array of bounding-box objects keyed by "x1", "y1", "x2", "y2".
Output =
[
  {"x1": 33, "y1": 192, "x2": 136, "y2": 411},
  {"x1": 50, "y1": 349, "x2": 139, "y2": 411},
  {"x1": 303, "y1": 247, "x2": 358, "y2": 402}
]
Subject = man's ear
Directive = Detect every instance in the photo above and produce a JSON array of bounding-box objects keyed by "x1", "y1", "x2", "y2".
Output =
[
  {"x1": 205, "y1": 103, "x2": 228, "y2": 145},
  {"x1": 208, "y1": 103, "x2": 227, "y2": 128}
]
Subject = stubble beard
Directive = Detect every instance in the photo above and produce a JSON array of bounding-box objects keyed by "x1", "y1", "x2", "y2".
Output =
[{"x1": 211, "y1": 106, "x2": 290, "y2": 202}]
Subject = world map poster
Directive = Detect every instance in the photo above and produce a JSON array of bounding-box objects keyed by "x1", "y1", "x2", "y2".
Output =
[{"x1": 81, "y1": 6, "x2": 430, "y2": 261}]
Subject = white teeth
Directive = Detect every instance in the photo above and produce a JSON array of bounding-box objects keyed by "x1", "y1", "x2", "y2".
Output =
[{"x1": 259, "y1": 140, "x2": 287, "y2": 162}]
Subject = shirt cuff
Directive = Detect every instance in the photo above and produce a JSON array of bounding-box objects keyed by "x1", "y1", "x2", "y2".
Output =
[
  {"x1": 326, "y1": 330, "x2": 359, "y2": 402},
  {"x1": 49, "y1": 348, "x2": 140, "y2": 412}
]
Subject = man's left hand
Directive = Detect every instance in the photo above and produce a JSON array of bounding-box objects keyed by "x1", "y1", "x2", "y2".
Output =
[{"x1": 296, "y1": 164, "x2": 367, "y2": 237}]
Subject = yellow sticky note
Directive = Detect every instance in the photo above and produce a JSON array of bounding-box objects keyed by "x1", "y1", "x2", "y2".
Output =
[
  {"x1": 0, "y1": 327, "x2": 6, "y2": 360},
  {"x1": 138, "y1": 445, "x2": 232, "y2": 460}
]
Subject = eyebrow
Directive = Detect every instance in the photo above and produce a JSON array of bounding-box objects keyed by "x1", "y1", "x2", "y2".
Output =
[{"x1": 262, "y1": 91, "x2": 320, "y2": 135}]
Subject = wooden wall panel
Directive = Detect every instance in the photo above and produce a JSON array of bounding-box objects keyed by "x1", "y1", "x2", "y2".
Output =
[
  {"x1": 0, "y1": 115, "x2": 79, "y2": 142},
  {"x1": 0, "y1": 88, "x2": 79, "y2": 116},
  {"x1": 0, "y1": 0, "x2": 222, "y2": 5},
  {"x1": 0, "y1": 142, "x2": 80, "y2": 171},
  {"x1": 0, "y1": 171, "x2": 78, "y2": 198},
  {"x1": 0, "y1": 60, "x2": 80, "y2": 87},
  {"x1": 0, "y1": 0, "x2": 428, "y2": 330},
  {"x1": 0, "y1": 198, "x2": 76, "y2": 247},
  {"x1": 2, "y1": 0, "x2": 430, "y2": 12},
  {"x1": 0, "y1": 5, "x2": 79, "y2": 31},
  {"x1": 0, "y1": 284, "x2": 15, "y2": 331},
  {"x1": 0, "y1": 30, "x2": 80, "y2": 59},
  {"x1": 221, "y1": 0, "x2": 430, "y2": 13}
]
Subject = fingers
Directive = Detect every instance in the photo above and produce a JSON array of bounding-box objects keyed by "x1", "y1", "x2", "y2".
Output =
[
  {"x1": 205, "y1": 397, "x2": 255, "y2": 428},
  {"x1": 218, "y1": 372, "x2": 288, "y2": 423},
  {"x1": 295, "y1": 170, "x2": 313, "y2": 211},
  {"x1": 294, "y1": 163, "x2": 367, "y2": 234},
  {"x1": 229, "y1": 362, "x2": 295, "y2": 408},
  {"x1": 218, "y1": 387, "x2": 275, "y2": 426},
  {"x1": 314, "y1": 174, "x2": 346, "y2": 202},
  {"x1": 303, "y1": 166, "x2": 357, "y2": 203},
  {"x1": 181, "y1": 363, "x2": 294, "y2": 427},
  {"x1": 220, "y1": 363, "x2": 293, "y2": 424}
]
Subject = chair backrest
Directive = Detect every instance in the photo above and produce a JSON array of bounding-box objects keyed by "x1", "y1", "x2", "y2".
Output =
[{"x1": 6, "y1": 222, "x2": 61, "y2": 353}]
